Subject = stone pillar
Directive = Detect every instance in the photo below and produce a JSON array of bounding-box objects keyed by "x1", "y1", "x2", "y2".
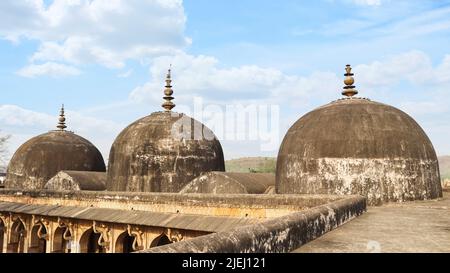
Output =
[
  {"x1": 5, "y1": 216, "x2": 11, "y2": 253},
  {"x1": 72, "y1": 225, "x2": 80, "y2": 253},
  {"x1": 108, "y1": 224, "x2": 114, "y2": 253},
  {"x1": 46, "y1": 222, "x2": 52, "y2": 253},
  {"x1": 23, "y1": 217, "x2": 30, "y2": 253},
  {"x1": 2, "y1": 233, "x2": 6, "y2": 253}
]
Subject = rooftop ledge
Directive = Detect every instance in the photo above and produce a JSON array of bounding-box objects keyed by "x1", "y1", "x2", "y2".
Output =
[
  {"x1": 138, "y1": 196, "x2": 366, "y2": 253},
  {"x1": 0, "y1": 189, "x2": 367, "y2": 253},
  {"x1": 0, "y1": 188, "x2": 361, "y2": 219}
]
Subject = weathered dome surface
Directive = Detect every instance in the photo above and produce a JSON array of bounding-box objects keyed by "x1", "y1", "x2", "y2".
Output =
[
  {"x1": 107, "y1": 111, "x2": 225, "y2": 193},
  {"x1": 6, "y1": 131, "x2": 106, "y2": 190},
  {"x1": 44, "y1": 170, "x2": 106, "y2": 191},
  {"x1": 276, "y1": 98, "x2": 442, "y2": 205},
  {"x1": 180, "y1": 172, "x2": 275, "y2": 194}
]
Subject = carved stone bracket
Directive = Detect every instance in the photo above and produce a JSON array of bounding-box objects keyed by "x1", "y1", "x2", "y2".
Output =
[
  {"x1": 57, "y1": 218, "x2": 74, "y2": 241},
  {"x1": 127, "y1": 224, "x2": 144, "y2": 251},
  {"x1": 92, "y1": 221, "x2": 111, "y2": 250},
  {"x1": 167, "y1": 228, "x2": 184, "y2": 243},
  {"x1": 31, "y1": 215, "x2": 50, "y2": 240},
  {"x1": 0, "y1": 213, "x2": 9, "y2": 227}
]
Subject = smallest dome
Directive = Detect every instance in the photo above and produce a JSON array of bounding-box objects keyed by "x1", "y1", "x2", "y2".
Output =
[
  {"x1": 180, "y1": 172, "x2": 275, "y2": 194},
  {"x1": 5, "y1": 105, "x2": 106, "y2": 190},
  {"x1": 44, "y1": 171, "x2": 106, "y2": 191}
]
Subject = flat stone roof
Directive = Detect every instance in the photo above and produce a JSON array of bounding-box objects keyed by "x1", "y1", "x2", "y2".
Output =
[
  {"x1": 0, "y1": 201, "x2": 259, "y2": 233},
  {"x1": 293, "y1": 191, "x2": 450, "y2": 253},
  {"x1": 0, "y1": 189, "x2": 347, "y2": 212}
]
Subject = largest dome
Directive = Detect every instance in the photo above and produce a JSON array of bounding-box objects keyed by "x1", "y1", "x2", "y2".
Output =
[
  {"x1": 276, "y1": 65, "x2": 442, "y2": 205},
  {"x1": 106, "y1": 69, "x2": 225, "y2": 192},
  {"x1": 6, "y1": 107, "x2": 106, "y2": 190}
]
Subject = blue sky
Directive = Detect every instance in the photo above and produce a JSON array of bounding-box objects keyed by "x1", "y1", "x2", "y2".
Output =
[{"x1": 1, "y1": 0, "x2": 450, "y2": 162}]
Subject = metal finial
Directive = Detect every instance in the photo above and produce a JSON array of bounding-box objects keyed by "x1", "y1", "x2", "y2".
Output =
[
  {"x1": 57, "y1": 104, "x2": 67, "y2": 131},
  {"x1": 342, "y1": 64, "x2": 358, "y2": 97},
  {"x1": 162, "y1": 66, "x2": 176, "y2": 112}
]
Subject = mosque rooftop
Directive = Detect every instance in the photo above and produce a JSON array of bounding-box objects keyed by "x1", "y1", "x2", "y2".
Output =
[{"x1": 294, "y1": 190, "x2": 450, "y2": 253}]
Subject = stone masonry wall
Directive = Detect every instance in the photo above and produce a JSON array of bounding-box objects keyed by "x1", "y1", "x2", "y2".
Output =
[
  {"x1": 0, "y1": 189, "x2": 347, "y2": 219},
  {"x1": 140, "y1": 196, "x2": 366, "y2": 253}
]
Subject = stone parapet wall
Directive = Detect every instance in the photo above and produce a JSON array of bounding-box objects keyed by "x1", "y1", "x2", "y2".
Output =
[
  {"x1": 139, "y1": 196, "x2": 366, "y2": 253},
  {"x1": 0, "y1": 189, "x2": 347, "y2": 219}
]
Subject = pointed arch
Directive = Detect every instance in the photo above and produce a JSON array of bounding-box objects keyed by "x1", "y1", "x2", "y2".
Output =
[
  {"x1": 79, "y1": 228, "x2": 105, "y2": 253},
  {"x1": 53, "y1": 226, "x2": 72, "y2": 253},
  {"x1": 8, "y1": 219, "x2": 26, "y2": 253},
  {"x1": 29, "y1": 222, "x2": 48, "y2": 253},
  {"x1": 115, "y1": 231, "x2": 135, "y2": 253},
  {"x1": 150, "y1": 233, "x2": 172, "y2": 248}
]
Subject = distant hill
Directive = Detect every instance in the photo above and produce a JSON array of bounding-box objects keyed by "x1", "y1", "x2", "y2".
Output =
[
  {"x1": 439, "y1": 156, "x2": 450, "y2": 180},
  {"x1": 226, "y1": 156, "x2": 450, "y2": 180},
  {"x1": 225, "y1": 157, "x2": 276, "y2": 173}
]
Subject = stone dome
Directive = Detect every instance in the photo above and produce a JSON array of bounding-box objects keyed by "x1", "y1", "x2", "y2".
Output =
[
  {"x1": 107, "y1": 111, "x2": 225, "y2": 193},
  {"x1": 6, "y1": 130, "x2": 106, "y2": 190},
  {"x1": 276, "y1": 97, "x2": 442, "y2": 205},
  {"x1": 180, "y1": 172, "x2": 275, "y2": 194}
]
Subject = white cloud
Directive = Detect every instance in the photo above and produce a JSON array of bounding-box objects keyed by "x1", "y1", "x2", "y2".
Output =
[
  {"x1": 17, "y1": 62, "x2": 81, "y2": 78},
  {"x1": 399, "y1": 101, "x2": 449, "y2": 116},
  {"x1": 130, "y1": 52, "x2": 341, "y2": 107},
  {"x1": 380, "y1": 6, "x2": 450, "y2": 37},
  {"x1": 0, "y1": 105, "x2": 122, "y2": 134},
  {"x1": 0, "y1": 104, "x2": 123, "y2": 162},
  {"x1": 117, "y1": 69, "x2": 134, "y2": 78},
  {"x1": 0, "y1": 105, "x2": 54, "y2": 128},
  {"x1": 127, "y1": 53, "x2": 344, "y2": 158},
  {"x1": 435, "y1": 55, "x2": 450, "y2": 84},
  {"x1": 320, "y1": 4, "x2": 450, "y2": 40},
  {"x1": 352, "y1": 0, "x2": 382, "y2": 6},
  {"x1": 0, "y1": 0, "x2": 190, "y2": 70},
  {"x1": 355, "y1": 50, "x2": 431, "y2": 87},
  {"x1": 4, "y1": 48, "x2": 450, "y2": 159},
  {"x1": 354, "y1": 50, "x2": 450, "y2": 89},
  {"x1": 127, "y1": 50, "x2": 450, "y2": 157}
]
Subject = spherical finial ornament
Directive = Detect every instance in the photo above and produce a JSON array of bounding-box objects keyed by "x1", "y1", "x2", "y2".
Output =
[
  {"x1": 57, "y1": 104, "x2": 67, "y2": 131},
  {"x1": 342, "y1": 64, "x2": 358, "y2": 97},
  {"x1": 162, "y1": 66, "x2": 176, "y2": 112}
]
